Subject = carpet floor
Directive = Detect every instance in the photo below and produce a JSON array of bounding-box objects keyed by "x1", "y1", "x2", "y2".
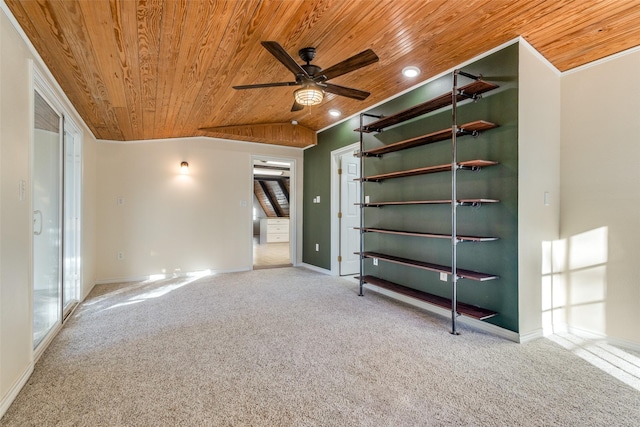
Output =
[{"x1": 1, "y1": 267, "x2": 639, "y2": 426}]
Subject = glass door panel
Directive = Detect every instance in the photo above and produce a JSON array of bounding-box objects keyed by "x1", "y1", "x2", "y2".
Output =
[
  {"x1": 33, "y1": 90, "x2": 62, "y2": 348},
  {"x1": 63, "y1": 127, "x2": 81, "y2": 314}
]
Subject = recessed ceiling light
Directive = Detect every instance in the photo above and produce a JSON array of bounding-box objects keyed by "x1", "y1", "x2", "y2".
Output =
[
  {"x1": 329, "y1": 109, "x2": 341, "y2": 117},
  {"x1": 402, "y1": 66, "x2": 421, "y2": 78}
]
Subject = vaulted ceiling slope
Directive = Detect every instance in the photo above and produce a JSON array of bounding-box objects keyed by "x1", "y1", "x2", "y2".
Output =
[{"x1": 6, "y1": 0, "x2": 640, "y2": 147}]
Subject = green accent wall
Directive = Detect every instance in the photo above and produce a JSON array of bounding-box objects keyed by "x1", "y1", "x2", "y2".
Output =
[{"x1": 304, "y1": 43, "x2": 519, "y2": 332}]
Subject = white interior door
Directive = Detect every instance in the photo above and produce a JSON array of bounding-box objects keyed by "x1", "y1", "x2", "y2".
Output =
[
  {"x1": 33, "y1": 90, "x2": 62, "y2": 348},
  {"x1": 339, "y1": 151, "x2": 360, "y2": 275}
]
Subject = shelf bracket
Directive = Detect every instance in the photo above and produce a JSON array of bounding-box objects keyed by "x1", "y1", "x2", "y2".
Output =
[
  {"x1": 362, "y1": 152, "x2": 383, "y2": 158},
  {"x1": 361, "y1": 113, "x2": 384, "y2": 133},
  {"x1": 456, "y1": 70, "x2": 481, "y2": 80},
  {"x1": 458, "y1": 128, "x2": 480, "y2": 138}
]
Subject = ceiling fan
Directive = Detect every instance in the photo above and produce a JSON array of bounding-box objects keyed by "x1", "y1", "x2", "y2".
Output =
[{"x1": 233, "y1": 41, "x2": 379, "y2": 112}]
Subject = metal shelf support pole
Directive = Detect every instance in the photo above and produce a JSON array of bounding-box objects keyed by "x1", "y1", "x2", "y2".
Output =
[
  {"x1": 451, "y1": 70, "x2": 460, "y2": 335},
  {"x1": 358, "y1": 113, "x2": 365, "y2": 296}
]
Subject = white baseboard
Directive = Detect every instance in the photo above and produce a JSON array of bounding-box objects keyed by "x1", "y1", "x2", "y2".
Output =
[
  {"x1": 0, "y1": 363, "x2": 33, "y2": 419},
  {"x1": 95, "y1": 267, "x2": 252, "y2": 285},
  {"x1": 299, "y1": 263, "x2": 333, "y2": 275},
  {"x1": 363, "y1": 284, "x2": 520, "y2": 342},
  {"x1": 518, "y1": 328, "x2": 544, "y2": 343}
]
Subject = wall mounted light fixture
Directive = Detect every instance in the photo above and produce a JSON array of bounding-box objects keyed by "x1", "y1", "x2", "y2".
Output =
[{"x1": 180, "y1": 161, "x2": 189, "y2": 174}]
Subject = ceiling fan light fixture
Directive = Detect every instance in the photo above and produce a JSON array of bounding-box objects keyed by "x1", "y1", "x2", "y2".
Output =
[{"x1": 294, "y1": 85, "x2": 324, "y2": 106}]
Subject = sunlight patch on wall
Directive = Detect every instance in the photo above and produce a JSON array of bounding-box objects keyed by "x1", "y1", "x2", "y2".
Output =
[{"x1": 542, "y1": 227, "x2": 608, "y2": 336}]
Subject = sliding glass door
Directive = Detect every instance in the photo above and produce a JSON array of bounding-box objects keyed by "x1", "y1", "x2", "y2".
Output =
[
  {"x1": 63, "y1": 124, "x2": 82, "y2": 316},
  {"x1": 32, "y1": 90, "x2": 62, "y2": 349}
]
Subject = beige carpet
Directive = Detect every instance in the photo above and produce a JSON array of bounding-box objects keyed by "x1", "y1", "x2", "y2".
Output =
[{"x1": 2, "y1": 267, "x2": 639, "y2": 426}]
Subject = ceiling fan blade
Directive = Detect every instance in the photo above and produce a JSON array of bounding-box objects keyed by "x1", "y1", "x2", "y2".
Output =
[
  {"x1": 319, "y1": 49, "x2": 379, "y2": 81},
  {"x1": 261, "y1": 41, "x2": 309, "y2": 78},
  {"x1": 324, "y1": 83, "x2": 370, "y2": 100},
  {"x1": 233, "y1": 82, "x2": 298, "y2": 90},
  {"x1": 291, "y1": 101, "x2": 304, "y2": 112}
]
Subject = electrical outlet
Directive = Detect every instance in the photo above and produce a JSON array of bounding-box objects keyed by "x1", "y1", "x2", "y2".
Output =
[
  {"x1": 365, "y1": 195, "x2": 370, "y2": 203},
  {"x1": 440, "y1": 272, "x2": 447, "y2": 282},
  {"x1": 315, "y1": 243, "x2": 319, "y2": 252},
  {"x1": 373, "y1": 258, "x2": 378, "y2": 266},
  {"x1": 117, "y1": 196, "x2": 125, "y2": 206},
  {"x1": 117, "y1": 251, "x2": 125, "y2": 261}
]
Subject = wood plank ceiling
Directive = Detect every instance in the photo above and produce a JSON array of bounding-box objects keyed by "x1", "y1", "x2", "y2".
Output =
[{"x1": 6, "y1": 0, "x2": 640, "y2": 147}]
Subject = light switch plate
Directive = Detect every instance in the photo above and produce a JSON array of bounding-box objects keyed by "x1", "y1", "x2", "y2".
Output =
[{"x1": 440, "y1": 272, "x2": 448, "y2": 282}]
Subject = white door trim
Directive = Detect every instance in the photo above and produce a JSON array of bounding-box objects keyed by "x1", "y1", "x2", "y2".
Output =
[
  {"x1": 330, "y1": 142, "x2": 360, "y2": 276},
  {"x1": 250, "y1": 155, "x2": 297, "y2": 267}
]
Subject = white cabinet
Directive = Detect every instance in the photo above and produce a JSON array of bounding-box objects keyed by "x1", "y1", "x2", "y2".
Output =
[{"x1": 260, "y1": 218, "x2": 289, "y2": 244}]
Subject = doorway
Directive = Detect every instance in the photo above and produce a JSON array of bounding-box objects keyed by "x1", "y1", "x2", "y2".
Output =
[
  {"x1": 252, "y1": 157, "x2": 295, "y2": 269},
  {"x1": 331, "y1": 143, "x2": 361, "y2": 276}
]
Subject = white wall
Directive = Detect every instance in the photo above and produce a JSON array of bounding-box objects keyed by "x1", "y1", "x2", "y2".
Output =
[
  {"x1": 95, "y1": 138, "x2": 303, "y2": 283},
  {"x1": 0, "y1": 4, "x2": 98, "y2": 415},
  {"x1": 0, "y1": 7, "x2": 33, "y2": 409},
  {"x1": 560, "y1": 48, "x2": 640, "y2": 347},
  {"x1": 517, "y1": 41, "x2": 561, "y2": 340}
]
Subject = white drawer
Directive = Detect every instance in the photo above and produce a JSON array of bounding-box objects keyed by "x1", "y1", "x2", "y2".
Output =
[
  {"x1": 266, "y1": 218, "x2": 289, "y2": 225},
  {"x1": 267, "y1": 233, "x2": 289, "y2": 243},
  {"x1": 267, "y1": 224, "x2": 288, "y2": 233}
]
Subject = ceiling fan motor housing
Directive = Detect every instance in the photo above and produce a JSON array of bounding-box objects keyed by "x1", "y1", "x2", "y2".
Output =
[{"x1": 298, "y1": 47, "x2": 316, "y2": 63}]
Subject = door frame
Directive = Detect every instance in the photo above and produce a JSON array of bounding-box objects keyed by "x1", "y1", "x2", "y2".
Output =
[
  {"x1": 31, "y1": 63, "x2": 83, "y2": 358},
  {"x1": 62, "y1": 115, "x2": 82, "y2": 318},
  {"x1": 330, "y1": 142, "x2": 360, "y2": 276},
  {"x1": 32, "y1": 71, "x2": 64, "y2": 356},
  {"x1": 250, "y1": 155, "x2": 297, "y2": 267}
]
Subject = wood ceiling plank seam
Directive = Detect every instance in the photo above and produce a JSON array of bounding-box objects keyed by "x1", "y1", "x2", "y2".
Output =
[
  {"x1": 104, "y1": 0, "x2": 144, "y2": 140},
  {"x1": 189, "y1": 1, "x2": 305, "y2": 135},
  {"x1": 135, "y1": 0, "x2": 164, "y2": 140},
  {"x1": 528, "y1": 2, "x2": 640, "y2": 70},
  {"x1": 157, "y1": 0, "x2": 216, "y2": 139},
  {"x1": 174, "y1": 0, "x2": 267, "y2": 137},
  {"x1": 296, "y1": 0, "x2": 359, "y2": 51},
  {"x1": 275, "y1": 0, "x2": 335, "y2": 48},
  {"x1": 50, "y1": 0, "x2": 125, "y2": 140},
  {"x1": 77, "y1": 1, "x2": 129, "y2": 109},
  {"x1": 56, "y1": 1, "x2": 123, "y2": 140},
  {"x1": 521, "y1": 0, "x2": 625, "y2": 49},
  {"x1": 5, "y1": 1, "x2": 114, "y2": 139},
  {"x1": 212, "y1": 0, "x2": 322, "y2": 122},
  {"x1": 152, "y1": 0, "x2": 190, "y2": 139},
  {"x1": 165, "y1": 0, "x2": 238, "y2": 138}
]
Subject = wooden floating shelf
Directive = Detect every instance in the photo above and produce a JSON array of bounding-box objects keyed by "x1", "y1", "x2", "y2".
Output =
[
  {"x1": 359, "y1": 227, "x2": 498, "y2": 242},
  {"x1": 357, "y1": 80, "x2": 499, "y2": 133},
  {"x1": 360, "y1": 275, "x2": 497, "y2": 320},
  {"x1": 362, "y1": 120, "x2": 498, "y2": 157},
  {"x1": 358, "y1": 198, "x2": 499, "y2": 207},
  {"x1": 360, "y1": 251, "x2": 499, "y2": 281},
  {"x1": 358, "y1": 159, "x2": 498, "y2": 182}
]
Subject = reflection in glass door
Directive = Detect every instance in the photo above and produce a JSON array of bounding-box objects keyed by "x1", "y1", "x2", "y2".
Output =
[
  {"x1": 63, "y1": 125, "x2": 81, "y2": 317},
  {"x1": 33, "y1": 90, "x2": 62, "y2": 349}
]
